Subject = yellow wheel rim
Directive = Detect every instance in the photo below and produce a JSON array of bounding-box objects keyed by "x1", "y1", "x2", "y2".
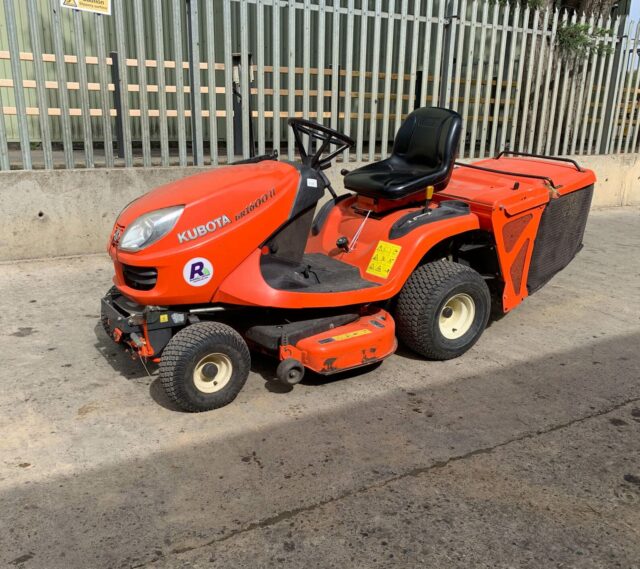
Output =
[
  {"x1": 438, "y1": 293, "x2": 475, "y2": 340},
  {"x1": 193, "y1": 353, "x2": 233, "y2": 393}
]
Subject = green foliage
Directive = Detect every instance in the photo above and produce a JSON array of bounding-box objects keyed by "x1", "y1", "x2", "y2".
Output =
[
  {"x1": 556, "y1": 23, "x2": 613, "y2": 57},
  {"x1": 495, "y1": 0, "x2": 544, "y2": 8},
  {"x1": 526, "y1": 0, "x2": 546, "y2": 9},
  {"x1": 497, "y1": 0, "x2": 545, "y2": 9}
]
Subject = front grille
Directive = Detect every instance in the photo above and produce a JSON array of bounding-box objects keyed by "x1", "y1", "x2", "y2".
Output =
[{"x1": 122, "y1": 264, "x2": 158, "y2": 291}]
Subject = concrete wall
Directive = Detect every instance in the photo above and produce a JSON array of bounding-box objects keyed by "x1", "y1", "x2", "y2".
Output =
[
  {"x1": 0, "y1": 167, "x2": 211, "y2": 262},
  {"x1": 0, "y1": 154, "x2": 637, "y2": 262}
]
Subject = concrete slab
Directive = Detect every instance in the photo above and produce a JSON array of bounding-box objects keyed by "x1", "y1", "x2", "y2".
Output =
[
  {"x1": 0, "y1": 153, "x2": 636, "y2": 261},
  {"x1": 0, "y1": 207, "x2": 638, "y2": 569}
]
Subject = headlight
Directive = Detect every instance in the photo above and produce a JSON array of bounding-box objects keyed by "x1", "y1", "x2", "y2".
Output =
[{"x1": 119, "y1": 206, "x2": 184, "y2": 252}]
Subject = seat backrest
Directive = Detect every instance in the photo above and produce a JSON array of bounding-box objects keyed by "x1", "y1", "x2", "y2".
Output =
[{"x1": 391, "y1": 107, "x2": 461, "y2": 170}]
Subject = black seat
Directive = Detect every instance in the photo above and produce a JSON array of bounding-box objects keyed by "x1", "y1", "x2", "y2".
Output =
[{"x1": 344, "y1": 106, "x2": 462, "y2": 200}]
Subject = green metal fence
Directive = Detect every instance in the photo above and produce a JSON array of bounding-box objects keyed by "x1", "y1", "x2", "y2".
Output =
[{"x1": 0, "y1": 0, "x2": 637, "y2": 170}]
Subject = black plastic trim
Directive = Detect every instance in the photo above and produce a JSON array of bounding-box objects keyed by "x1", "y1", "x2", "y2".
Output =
[
  {"x1": 311, "y1": 193, "x2": 352, "y2": 236},
  {"x1": 246, "y1": 313, "x2": 359, "y2": 351},
  {"x1": 122, "y1": 264, "x2": 157, "y2": 291},
  {"x1": 389, "y1": 200, "x2": 470, "y2": 240},
  {"x1": 230, "y1": 151, "x2": 279, "y2": 165},
  {"x1": 260, "y1": 252, "x2": 378, "y2": 293},
  {"x1": 287, "y1": 162, "x2": 327, "y2": 219}
]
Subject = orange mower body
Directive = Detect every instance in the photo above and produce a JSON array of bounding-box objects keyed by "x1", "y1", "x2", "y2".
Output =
[{"x1": 101, "y1": 107, "x2": 595, "y2": 411}]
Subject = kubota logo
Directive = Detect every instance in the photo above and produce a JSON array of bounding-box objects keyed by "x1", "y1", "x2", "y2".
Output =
[{"x1": 177, "y1": 215, "x2": 231, "y2": 244}]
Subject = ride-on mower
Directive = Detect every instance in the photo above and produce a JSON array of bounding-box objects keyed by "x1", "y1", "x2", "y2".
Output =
[{"x1": 101, "y1": 106, "x2": 595, "y2": 412}]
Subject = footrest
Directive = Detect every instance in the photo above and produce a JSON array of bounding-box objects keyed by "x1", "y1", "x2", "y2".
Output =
[{"x1": 260, "y1": 253, "x2": 379, "y2": 293}]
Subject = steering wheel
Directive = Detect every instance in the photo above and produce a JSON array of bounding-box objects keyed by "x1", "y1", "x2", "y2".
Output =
[{"x1": 288, "y1": 118, "x2": 355, "y2": 170}]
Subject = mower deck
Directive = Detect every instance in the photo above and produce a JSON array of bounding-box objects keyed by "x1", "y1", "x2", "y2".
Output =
[
  {"x1": 102, "y1": 288, "x2": 397, "y2": 376},
  {"x1": 275, "y1": 308, "x2": 397, "y2": 375}
]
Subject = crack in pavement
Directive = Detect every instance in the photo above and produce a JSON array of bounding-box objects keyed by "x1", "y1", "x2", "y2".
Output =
[{"x1": 148, "y1": 394, "x2": 640, "y2": 566}]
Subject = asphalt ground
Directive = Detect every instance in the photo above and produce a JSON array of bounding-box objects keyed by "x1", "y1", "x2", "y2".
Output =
[{"x1": 0, "y1": 207, "x2": 638, "y2": 568}]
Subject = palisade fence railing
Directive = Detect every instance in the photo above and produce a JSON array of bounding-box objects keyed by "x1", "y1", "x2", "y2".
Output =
[{"x1": 0, "y1": 0, "x2": 638, "y2": 171}]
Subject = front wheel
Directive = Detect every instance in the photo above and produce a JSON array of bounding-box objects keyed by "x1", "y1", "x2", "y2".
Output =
[
  {"x1": 395, "y1": 260, "x2": 491, "y2": 360},
  {"x1": 159, "y1": 322, "x2": 251, "y2": 412}
]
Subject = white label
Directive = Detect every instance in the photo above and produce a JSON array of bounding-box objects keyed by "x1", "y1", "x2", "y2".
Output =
[
  {"x1": 307, "y1": 178, "x2": 318, "y2": 188},
  {"x1": 183, "y1": 257, "x2": 214, "y2": 287}
]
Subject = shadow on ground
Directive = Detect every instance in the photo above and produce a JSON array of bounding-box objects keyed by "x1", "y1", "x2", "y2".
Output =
[
  {"x1": 2, "y1": 331, "x2": 639, "y2": 568},
  {"x1": 94, "y1": 318, "x2": 388, "y2": 401}
]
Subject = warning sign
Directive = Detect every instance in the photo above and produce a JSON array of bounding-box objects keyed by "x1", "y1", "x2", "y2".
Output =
[
  {"x1": 331, "y1": 329, "x2": 371, "y2": 342},
  {"x1": 366, "y1": 241, "x2": 402, "y2": 279},
  {"x1": 61, "y1": 0, "x2": 112, "y2": 16}
]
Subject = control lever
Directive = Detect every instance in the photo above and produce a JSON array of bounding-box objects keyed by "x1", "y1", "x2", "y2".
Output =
[{"x1": 423, "y1": 185, "x2": 435, "y2": 213}]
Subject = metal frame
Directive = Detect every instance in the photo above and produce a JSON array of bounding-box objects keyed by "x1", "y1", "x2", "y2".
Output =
[
  {"x1": 494, "y1": 151, "x2": 584, "y2": 172},
  {"x1": 455, "y1": 161, "x2": 559, "y2": 189}
]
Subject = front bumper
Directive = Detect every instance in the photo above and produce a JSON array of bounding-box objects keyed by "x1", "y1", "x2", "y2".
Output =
[{"x1": 101, "y1": 290, "x2": 188, "y2": 358}]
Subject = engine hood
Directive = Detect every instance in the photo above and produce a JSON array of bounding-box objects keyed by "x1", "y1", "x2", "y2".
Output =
[
  {"x1": 118, "y1": 161, "x2": 300, "y2": 226},
  {"x1": 110, "y1": 160, "x2": 303, "y2": 305}
]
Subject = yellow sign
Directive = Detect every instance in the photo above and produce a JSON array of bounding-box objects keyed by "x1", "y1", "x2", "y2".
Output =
[
  {"x1": 331, "y1": 329, "x2": 371, "y2": 342},
  {"x1": 61, "y1": 0, "x2": 111, "y2": 16},
  {"x1": 159, "y1": 314, "x2": 169, "y2": 323},
  {"x1": 366, "y1": 241, "x2": 402, "y2": 279}
]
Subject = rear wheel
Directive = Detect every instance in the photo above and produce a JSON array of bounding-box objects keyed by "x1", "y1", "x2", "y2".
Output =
[
  {"x1": 159, "y1": 322, "x2": 251, "y2": 412},
  {"x1": 395, "y1": 260, "x2": 491, "y2": 360}
]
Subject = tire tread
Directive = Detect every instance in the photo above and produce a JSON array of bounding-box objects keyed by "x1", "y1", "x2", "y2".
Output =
[
  {"x1": 395, "y1": 260, "x2": 490, "y2": 360},
  {"x1": 159, "y1": 322, "x2": 250, "y2": 412}
]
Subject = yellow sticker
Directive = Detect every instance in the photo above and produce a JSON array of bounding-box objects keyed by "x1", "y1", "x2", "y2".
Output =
[
  {"x1": 159, "y1": 314, "x2": 169, "y2": 323},
  {"x1": 366, "y1": 241, "x2": 402, "y2": 279},
  {"x1": 331, "y1": 329, "x2": 371, "y2": 342},
  {"x1": 60, "y1": 0, "x2": 112, "y2": 16}
]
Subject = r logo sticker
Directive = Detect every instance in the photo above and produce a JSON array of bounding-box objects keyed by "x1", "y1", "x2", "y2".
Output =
[{"x1": 183, "y1": 257, "x2": 214, "y2": 287}]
